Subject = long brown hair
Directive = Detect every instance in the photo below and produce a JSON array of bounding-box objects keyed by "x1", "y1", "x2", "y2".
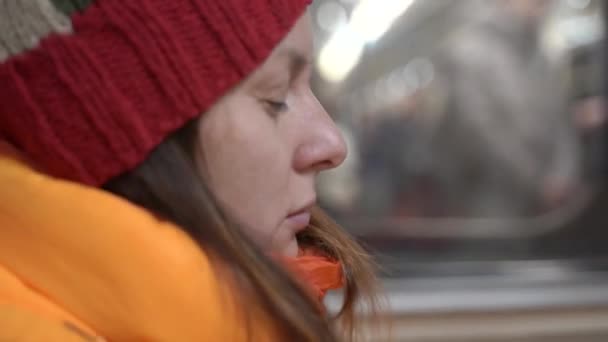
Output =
[{"x1": 104, "y1": 119, "x2": 379, "y2": 341}]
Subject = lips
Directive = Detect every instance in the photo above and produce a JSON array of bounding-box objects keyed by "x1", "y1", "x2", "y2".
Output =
[
  {"x1": 285, "y1": 210, "x2": 311, "y2": 232},
  {"x1": 285, "y1": 199, "x2": 314, "y2": 232}
]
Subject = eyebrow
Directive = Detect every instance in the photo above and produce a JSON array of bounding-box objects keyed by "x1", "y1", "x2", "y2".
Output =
[{"x1": 280, "y1": 48, "x2": 312, "y2": 81}]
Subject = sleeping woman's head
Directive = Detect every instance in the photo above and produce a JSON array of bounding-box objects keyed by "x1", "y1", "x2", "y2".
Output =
[
  {"x1": 0, "y1": 1, "x2": 377, "y2": 340},
  {"x1": 104, "y1": 11, "x2": 375, "y2": 340}
]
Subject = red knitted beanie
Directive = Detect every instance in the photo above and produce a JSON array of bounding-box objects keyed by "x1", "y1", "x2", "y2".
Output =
[{"x1": 0, "y1": 0, "x2": 311, "y2": 186}]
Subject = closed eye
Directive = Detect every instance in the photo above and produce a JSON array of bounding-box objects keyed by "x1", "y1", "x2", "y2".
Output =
[{"x1": 265, "y1": 100, "x2": 289, "y2": 114}]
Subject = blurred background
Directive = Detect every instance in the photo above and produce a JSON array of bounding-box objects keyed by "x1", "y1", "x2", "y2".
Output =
[{"x1": 311, "y1": 0, "x2": 608, "y2": 341}]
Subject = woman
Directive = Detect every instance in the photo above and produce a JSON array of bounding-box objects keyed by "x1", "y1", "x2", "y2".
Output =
[{"x1": 0, "y1": 0, "x2": 379, "y2": 341}]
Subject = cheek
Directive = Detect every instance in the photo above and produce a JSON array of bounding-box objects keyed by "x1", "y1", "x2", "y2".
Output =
[{"x1": 196, "y1": 103, "x2": 292, "y2": 247}]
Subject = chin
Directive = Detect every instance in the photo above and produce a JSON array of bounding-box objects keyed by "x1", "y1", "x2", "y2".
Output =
[{"x1": 283, "y1": 238, "x2": 299, "y2": 257}]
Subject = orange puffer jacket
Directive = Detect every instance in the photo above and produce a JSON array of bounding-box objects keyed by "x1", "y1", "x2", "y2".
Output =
[{"x1": 0, "y1": 146, "x2": 343, "y2": 341}]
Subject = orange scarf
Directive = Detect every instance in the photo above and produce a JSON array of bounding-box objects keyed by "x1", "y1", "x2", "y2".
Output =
[{"x1": 280, "y1": 249, "x2": 344, "y2": 311}]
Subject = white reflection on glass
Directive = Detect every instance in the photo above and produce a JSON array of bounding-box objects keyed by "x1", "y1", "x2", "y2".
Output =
[
  {"x1": 350, "y1": 0, "x2": 416, "y2": 43},
  {"x1": 316, "y1": 1, "x2": 348, "y2": 33},
  {"x1": 317, "y1": 0, "x2": 418, "y2": 82},
  {"x1": 318, "y1": 25, "x2": 365, "y2": 82}
]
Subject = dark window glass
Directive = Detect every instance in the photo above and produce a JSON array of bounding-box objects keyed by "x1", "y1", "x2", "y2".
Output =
[{"x1": 312, "y1": 0, "x2": 608, "y2": 279}]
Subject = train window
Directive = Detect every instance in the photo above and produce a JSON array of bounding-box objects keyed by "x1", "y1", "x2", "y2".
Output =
[{"x1": 312, "y1": 0, "x2": 608, "y2": 277}]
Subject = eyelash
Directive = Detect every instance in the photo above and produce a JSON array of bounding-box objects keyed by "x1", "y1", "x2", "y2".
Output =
[{"x1": 265, "y1": 100, "x2": 288, "y2": 115}]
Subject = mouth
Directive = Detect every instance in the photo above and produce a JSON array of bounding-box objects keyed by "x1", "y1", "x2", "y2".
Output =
[{"x1": 285, "y1": 200, "x2": 315, "y2": 232}]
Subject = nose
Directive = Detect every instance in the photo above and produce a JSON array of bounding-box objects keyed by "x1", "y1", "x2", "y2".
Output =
[{"x1": 293, "y1": 99, "x2": 347, "y2": 173}]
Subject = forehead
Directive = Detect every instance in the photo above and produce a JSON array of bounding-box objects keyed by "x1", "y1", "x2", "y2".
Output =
[
  {"x1": 280, "y1": 12, "x2": 314, "y2": 52},
  {"x1": 260, "y1": 13, "x2": 314, "y2": 69}
]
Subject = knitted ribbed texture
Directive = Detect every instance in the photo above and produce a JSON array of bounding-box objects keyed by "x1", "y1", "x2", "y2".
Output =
[{"x1": 0, "y1": 0, "x2": 311, "y2": 186}]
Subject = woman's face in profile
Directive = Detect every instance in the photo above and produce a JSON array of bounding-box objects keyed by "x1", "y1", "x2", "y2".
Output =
[{"x1": 195, "y1": 13, "x2": 347, "y2": 257}]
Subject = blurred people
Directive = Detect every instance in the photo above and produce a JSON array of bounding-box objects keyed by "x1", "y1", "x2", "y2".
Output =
[
  {"x1": 0, "y1": 0, "x2": 380, "y2": 340},
  {"x1": 357, "y1": 93, "x2": 438, "y2": 218},
  {"x1": 569, "y1": 42, "x2": 606, "y2": 179},
  {"x1": 426, "y1": 0, "x2": 582, "y2": 217}
]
